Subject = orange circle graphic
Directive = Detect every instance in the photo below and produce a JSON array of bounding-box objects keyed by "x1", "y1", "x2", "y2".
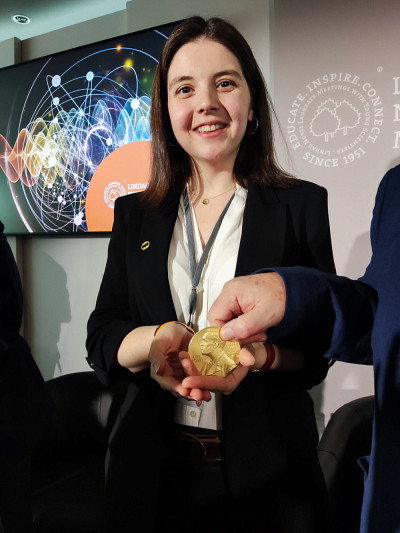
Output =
[{"x1": 86, "y1": 141, "x2": 151, "y2": 232}]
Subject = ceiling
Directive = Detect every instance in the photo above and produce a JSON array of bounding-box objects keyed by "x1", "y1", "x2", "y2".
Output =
[{"x1": 0, "y1": 0, "x2": 128, "y2": 42}]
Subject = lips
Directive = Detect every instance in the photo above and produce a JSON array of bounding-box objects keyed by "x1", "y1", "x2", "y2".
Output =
[{"x1": 194, "y1": 123, "x2": 226, "y2": 133}]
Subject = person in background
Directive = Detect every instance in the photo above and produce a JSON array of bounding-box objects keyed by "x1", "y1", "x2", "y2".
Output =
[
  {"x1": 86, "y1": 16, "x2": 336, "y2": 533},
  {"x1": 207, "y1": 165, "x2": 400, "y2": 533},
  {"x1": 0, "y1": 221, "x2": 49, "y2": 533}
]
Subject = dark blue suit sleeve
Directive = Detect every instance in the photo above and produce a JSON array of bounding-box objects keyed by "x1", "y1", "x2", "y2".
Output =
[
  {"x1": 267, "y1": 267, "x2": 376, "y2": 364},
  {"x1": 264, "y1": 169, "x2": 396, "y2": 365}
]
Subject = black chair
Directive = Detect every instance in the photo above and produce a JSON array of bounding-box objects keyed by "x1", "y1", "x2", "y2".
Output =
[
  {"x1": 318, "y1": 395, "x2": 374, "y2": 533},
  {"x1": 31, "y1": 371, "x2": 129, "y2": 533}
]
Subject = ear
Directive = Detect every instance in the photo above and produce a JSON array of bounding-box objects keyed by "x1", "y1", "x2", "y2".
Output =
[{"x1": 248, "y1": 108, "x2": 254, "y2": 122}]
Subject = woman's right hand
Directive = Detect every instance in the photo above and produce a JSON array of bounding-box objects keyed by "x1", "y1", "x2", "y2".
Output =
[{"x1": 148, "y1": 322, "x2": 211, "y2": 403}]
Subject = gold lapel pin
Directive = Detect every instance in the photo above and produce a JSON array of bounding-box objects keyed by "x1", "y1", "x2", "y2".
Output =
[{"x1": 141, "y1": 241, "x2": 150, "y2": 250}]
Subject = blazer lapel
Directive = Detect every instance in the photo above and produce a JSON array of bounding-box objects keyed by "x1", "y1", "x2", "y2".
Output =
[
  {"x1": 134, "y1": 190, "x2": 181, "y2": 322},
  {"x1": 235, "y1": 183, "x2": 288, "y2": 276}
]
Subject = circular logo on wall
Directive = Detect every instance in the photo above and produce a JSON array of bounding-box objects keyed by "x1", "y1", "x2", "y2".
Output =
[
  {"x1": 104, "y1": 181, "x2": 127, "y2": 209},
  {"x1": 287, "y1": 73, "x2": 383, "y2": 167}
]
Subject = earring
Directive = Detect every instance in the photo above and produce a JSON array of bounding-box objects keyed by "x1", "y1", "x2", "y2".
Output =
[{"x1": 247, "y1": 117, "x2": 259, "y2": 136}]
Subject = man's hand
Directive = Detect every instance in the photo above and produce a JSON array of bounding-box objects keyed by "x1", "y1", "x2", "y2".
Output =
[{"x1": 208, "y1": 273, "x2": 286, "y2": 343}]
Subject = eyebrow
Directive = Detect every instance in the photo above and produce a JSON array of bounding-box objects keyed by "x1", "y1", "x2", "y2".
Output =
[
  {"x1": 168, "y1": 75, "x2": 193, "y2": 89},
  {"x1": 168, "y1": 69, "x2": 244, "y2": 89}
]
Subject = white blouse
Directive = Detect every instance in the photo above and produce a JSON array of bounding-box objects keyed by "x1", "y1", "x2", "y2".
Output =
[{"x1": 168, "y1": 184, "x2": 247, "y2": 430}]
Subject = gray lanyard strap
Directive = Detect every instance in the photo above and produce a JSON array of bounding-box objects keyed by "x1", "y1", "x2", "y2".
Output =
[{"x1": 182, "y1": 186, "x2": 235, "y2": 329}]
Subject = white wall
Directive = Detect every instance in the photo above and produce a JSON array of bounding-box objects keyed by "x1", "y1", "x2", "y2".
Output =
[
  {"x1": 0, "y1": 37, "x2": 20, "y2": 68},
  {"x1": 270, "y1": 0, "x2": 400, "y2": 423},
  {"x1": 2, "y1": 0, "x2": 384, "y2": 428},
  {"x1": 20, "y1": 10, "x2": 127, "y2": 61}
]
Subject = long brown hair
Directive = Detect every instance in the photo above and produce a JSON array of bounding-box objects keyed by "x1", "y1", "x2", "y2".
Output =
[{"x1": 143, "y1": 16, "x2": 295, "y2": 207}]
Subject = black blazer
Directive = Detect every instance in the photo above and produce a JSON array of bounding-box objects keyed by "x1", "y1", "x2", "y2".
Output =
[
  {"x1": 87, "y1": 180, "x2": 334, "y2": 381},
  {"x1": 87, "y1": 180, "x2": 335, "y2": 531}
]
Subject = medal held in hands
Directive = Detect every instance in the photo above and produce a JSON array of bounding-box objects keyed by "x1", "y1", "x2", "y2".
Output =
[{"x1": 188, "y1": 327, "x2": 240, "y2": 377}]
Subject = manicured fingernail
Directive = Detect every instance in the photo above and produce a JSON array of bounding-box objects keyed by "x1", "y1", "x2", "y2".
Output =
[
  {"x1": 152, "y1": 361, "x2": 160, "y2": 374},
  {"x1": 196, "y1": 400, "x2": 202, "y2": 407}
]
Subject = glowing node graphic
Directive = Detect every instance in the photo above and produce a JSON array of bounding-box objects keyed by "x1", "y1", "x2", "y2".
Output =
[
  {"x1": 131, "y1": 98, "x2": 140, "y2": 110},
  {"x1": 74, "y1": 212, "x2": 84, "y2": 226},
  {"x1": 52, "y1": 75, "x2": 61, "y2": 87}
]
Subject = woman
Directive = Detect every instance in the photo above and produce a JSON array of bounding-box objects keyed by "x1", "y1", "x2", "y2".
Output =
[{"x1": 86, "y1": 16, "x2": 335, "y2": 533}]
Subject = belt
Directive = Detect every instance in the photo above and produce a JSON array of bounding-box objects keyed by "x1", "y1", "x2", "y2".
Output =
[{"x1": 171, "y1": 429, "x2": 222, "y2": 462}]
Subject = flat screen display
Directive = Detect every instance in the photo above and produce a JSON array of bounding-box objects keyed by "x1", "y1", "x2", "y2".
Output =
[{"x1": 0, "y1": 21, "x2": 177, "y2": 234}]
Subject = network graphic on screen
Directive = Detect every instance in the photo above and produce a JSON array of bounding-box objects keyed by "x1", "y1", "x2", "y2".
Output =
[{"x1": 0, "y1": 24, "x2": 176, "y2": 234}]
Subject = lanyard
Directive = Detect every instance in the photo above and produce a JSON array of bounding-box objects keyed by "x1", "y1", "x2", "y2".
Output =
[{"x1": 182, "y1": 186, "x2": 236, "y2": 329}]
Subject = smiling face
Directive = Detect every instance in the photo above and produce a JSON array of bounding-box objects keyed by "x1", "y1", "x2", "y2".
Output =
[{"x1": 167, "y1": 38, "x2": 253, "y2": 173}]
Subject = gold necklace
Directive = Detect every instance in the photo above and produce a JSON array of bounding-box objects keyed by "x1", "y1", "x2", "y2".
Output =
[{"x1": 191, "y1": 184, "x2": 236, "y2": 205}]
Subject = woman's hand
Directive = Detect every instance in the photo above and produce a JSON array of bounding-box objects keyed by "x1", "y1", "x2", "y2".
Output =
[
  {"x1": 147, "y1": 322, "x2": 211, "y2": 403},
  {"x1": 180, "y1": 342, "x2": 268, "y2": 395}
]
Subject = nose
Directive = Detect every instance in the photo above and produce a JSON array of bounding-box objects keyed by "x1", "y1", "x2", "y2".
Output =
[{"x1": 197, "y1": 85, "x2": 219, "y2": 113}]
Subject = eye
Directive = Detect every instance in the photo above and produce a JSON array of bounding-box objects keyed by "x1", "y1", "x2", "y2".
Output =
[
  {"x1": 176, "y1": 86, "x2": 192, "y2": 96},
  {"x1": 217, "y1": 80, "x2": 236, "y2": 90}
]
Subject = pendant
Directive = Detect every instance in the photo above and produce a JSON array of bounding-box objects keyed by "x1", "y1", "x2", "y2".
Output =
[{"x1": 202, "y1": 199, "x2": 209, "y2": 205}]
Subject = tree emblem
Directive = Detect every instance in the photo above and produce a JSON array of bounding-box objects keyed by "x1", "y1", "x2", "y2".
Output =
[
  {"x1": 310, "y1": 99, "x2": 361, "y2": 142},
  {"x1": 335, "y1": 101, "x2": 360, "y2": 135}
]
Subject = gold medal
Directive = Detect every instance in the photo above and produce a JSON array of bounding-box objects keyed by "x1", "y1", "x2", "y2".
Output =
[{"x1": 188, "y1": 326, "x2": 241, "y2": 377}]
